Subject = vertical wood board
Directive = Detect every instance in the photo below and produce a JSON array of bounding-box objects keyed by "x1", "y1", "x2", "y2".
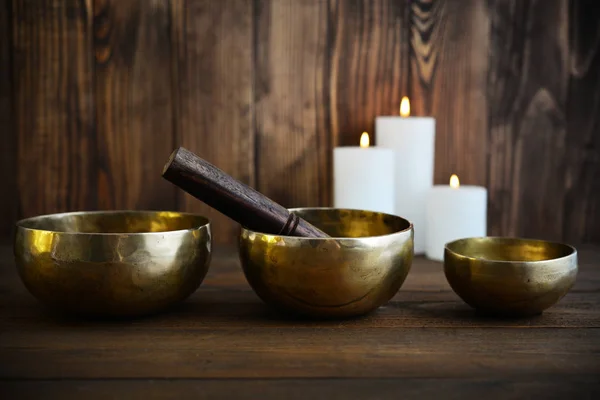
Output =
[
  {"x1": 2, "y1": 0, "x2": 599, "y2": 245},
  {"x1": 12, "y1": 0, "x2": 97, "y2": 218},
  {"x1": 329, "y1": 0, "x2": 410, "y2": 148},
  {"x1": 254, "y1": 0, "x2": 329, "y2": 208},
  {"x1": 487, "y1": 0, "x2": 569, "y2": 240},
  {"x1": 94, "y1": 0, "x2": 175, "y2": 211},
  {"x1": 409, "y1": 0, "x2": 489, "y2": 187},
  {"x1": 171, "y1": 0, "x2": 254, "y2": 244},
  {"x1": 0, "y1": 0, "x2": 17, "y2": 239},
  {"x1": 564, "y1": 0, "x2": 600, "y2": 244}
]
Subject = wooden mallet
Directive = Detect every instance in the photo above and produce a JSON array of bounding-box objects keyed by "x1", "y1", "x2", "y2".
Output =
[{"x1": 162, "y1": 147, "x2": 330, "y2": 238}]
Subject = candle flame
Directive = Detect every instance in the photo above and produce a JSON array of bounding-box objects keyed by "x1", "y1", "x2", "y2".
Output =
[
  {"x1": 360, "y1": 132, "x2": 370, "y2": 148},
  {"x1": 400, "y1": 96, "x2": 410, "y2": 117},
  {"x1": 450, "y1": 174, "x2": 460, "y2": 189}
]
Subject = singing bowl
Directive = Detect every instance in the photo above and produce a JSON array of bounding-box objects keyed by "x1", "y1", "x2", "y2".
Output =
[
  {"x1": 238, "y1": 208, "x2": 414, "y2": 318},
  {"x1": 14, "y1": 211, "x2": 211, "y2": 317},
  {"x1": 444, "y1": 237, "x2": 578, "y2": 316}
]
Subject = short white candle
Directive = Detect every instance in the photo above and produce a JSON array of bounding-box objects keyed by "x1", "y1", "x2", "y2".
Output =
[
  {"x1": 375, "y1": 97, "x2": 435, "y2": 253},
  {"x1": 425, "y1": 174, "x2": 487, "y2": 261},
  {"x1": 333, "y1": 132, "x2": 395, "y2": 214}
]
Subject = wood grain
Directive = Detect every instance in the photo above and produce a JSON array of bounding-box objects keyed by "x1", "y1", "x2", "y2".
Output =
[
  {"x1": 409, "y1": 0, "x2": 489, "y2": 186},
  {"x1": 487, "y1": 0, "x2": 570, "y2": 240},
  {"x1": 3, "y1": 0, "x2": 600, "y2": 246},
  {"x1": 171, "y1": 0, "x2": 254, "y2": 244},
  {"x1": 1, "y1": 243, "x2": 599, "y2": 394},
  {"x1": 93, "y1": 0, "x2": 175, "y2": 210},
  {"x1": 2, "y1": 378, "x2": 599, "y2": 400},
  {"x1": 564, "y1": 0, "x2": 600, "y2": 244},
  {"x1": 0, "y1": 0, "x2": 17, "y2": 240},
  {"x1": 3, "y1": 288, "x2": 599, "y2": 330},
  {"x1": 254, "y1": 0, "x2": 329, "y2": 207},
  {"x1": 12, "y1": 0, "x2": 97, "y2": 218},
  {"x1": 1, "y1": 328, "x2": 599, "y2": 379},
  {"x1": 329, "y1": 0, "x2": 409, "y2": 147}
]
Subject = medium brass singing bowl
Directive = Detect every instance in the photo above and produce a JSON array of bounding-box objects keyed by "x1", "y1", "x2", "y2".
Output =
[
  {"x1": 444, "y1": 237, "x2": 578, "y2": 316},
  {"x1": 14, "y1": 211, "x2": 211, "y2": 317},
  {"x1": 239, "y1": 208, "x2": 414, "y2": 318}
]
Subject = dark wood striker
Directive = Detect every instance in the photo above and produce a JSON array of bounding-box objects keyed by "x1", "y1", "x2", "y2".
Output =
[{"x1": 162, "y1": 147, "x2": 330, "y2": 238}]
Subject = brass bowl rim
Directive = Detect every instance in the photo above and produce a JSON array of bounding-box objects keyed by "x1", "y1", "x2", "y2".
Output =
[
  {"x1": 240, "y1": 207, "x2": 413, "y2": 240},
  {"x1": 444, "y1": 236, "x2": 577, "y2": 264},
  {"x1": 15, "y1": 210, "x2": 210, "y2": 236}
]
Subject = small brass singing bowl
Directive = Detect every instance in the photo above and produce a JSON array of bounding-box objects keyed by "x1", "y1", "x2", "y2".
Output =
[
  {"x1": 14, "y1": 211, "x2": 212, "y2": 317},
  {"x1": 444, "y1": 237, "x2": 578, "y2": 316},
  {"x1": 239, "y1": 208, "x2": 414, "y2": 319}
]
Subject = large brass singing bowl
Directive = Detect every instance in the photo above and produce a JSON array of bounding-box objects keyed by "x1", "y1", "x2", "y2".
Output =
[
  {"x1": 14, "y1": 211, "x2": 211, "y2": 317},
  {"x1": 444, "y1": 237, "x2": 578, "y2": 316},
  {"x1": 239, "y1": 208, "x2": 414, "y2": 318}
]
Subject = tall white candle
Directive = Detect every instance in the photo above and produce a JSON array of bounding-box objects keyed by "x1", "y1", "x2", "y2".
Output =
[
  {"x1": 333, "y1": 132, "x2": 395, "y2": 214},
  {"x1": 425, "y1": 174, "x2": 487, "y2": 261},
  {"x1": 375, "y1": 97, "x2": 435, "y2": 253}
]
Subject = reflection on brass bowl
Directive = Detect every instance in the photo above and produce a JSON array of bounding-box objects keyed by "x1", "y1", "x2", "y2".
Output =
[
  {"x1": 14, "y1": 211, "x2": 211, "y2": 317},
  {"x1": 238, "y1": 208, "x2": 414, "y2": 319},
  {"x1": 444, "y1": 237, "x2": 577, "y2": 316}
]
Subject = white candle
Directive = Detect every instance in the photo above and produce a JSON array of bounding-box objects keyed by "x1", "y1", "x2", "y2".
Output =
[
  {"x1": 333, "y1": 132, "x2": 395, "y2": 214},
  {"x1": 375, "y1": 97, "x2": 435, "y2": 253},
  {"x1": 425, "y1": 174, "x2": 487, "y2": 261}
]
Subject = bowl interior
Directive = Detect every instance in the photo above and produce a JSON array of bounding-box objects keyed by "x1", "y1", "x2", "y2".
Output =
[
  {"x1": 16, "y1": 211, "x2": 209, "y2": 234},
  {"x1": 288, "y1": 208, "x2": 411, "y2": 238},
  {"x1": 446, "y1": 237, "x2": 575, "y2": 263}
]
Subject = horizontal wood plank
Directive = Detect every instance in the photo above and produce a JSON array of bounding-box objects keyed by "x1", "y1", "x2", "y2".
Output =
[
  {"x1": 1, "y1": 246, "x2": 599, "y2": 330},
  {"x1": 2, "y1": 290, "x2": 598, "y2": 330},
  {"x1": 1, "y1": 377, "x2": 599, "y2": 400},
  {"x1": 1, "y1": 244, "x2": 599, "y2": 382},
  {"x1": 0, "y1": 328, "x2": 599, "y2": 379}
]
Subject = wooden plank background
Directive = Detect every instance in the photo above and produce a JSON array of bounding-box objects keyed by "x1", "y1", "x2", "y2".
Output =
[{"x1": 1, "y1": 0, "x2": 599, "y2": 245}]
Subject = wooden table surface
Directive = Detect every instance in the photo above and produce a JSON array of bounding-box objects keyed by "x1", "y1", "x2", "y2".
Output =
[{"x1": 1, "y1": 243, "x2": 599, "y2": 399}]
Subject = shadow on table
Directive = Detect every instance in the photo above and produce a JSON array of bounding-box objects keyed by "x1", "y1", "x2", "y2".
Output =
[
  {"x1": 388, "y1": 298, "x2": 548, "y2": 324},
  {"x1": 8, "y1": 288, "x2": 551, "y2": 328}
]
